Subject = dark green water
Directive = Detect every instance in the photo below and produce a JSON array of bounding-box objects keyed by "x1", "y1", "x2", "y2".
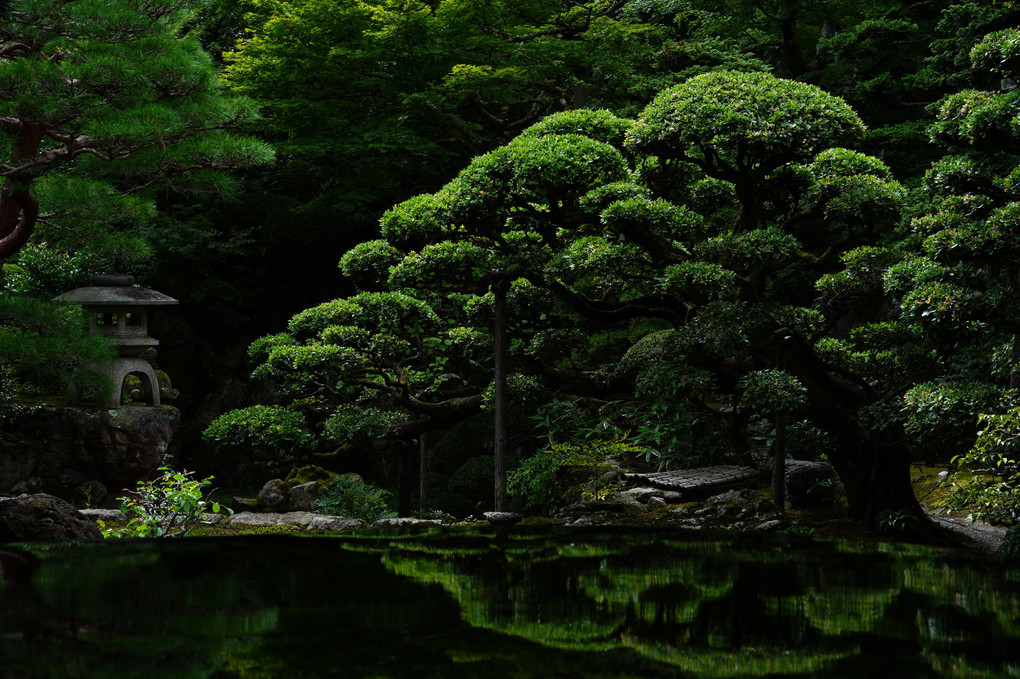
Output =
[{"x1": 1, "y1": 528, "x2": 1018, "y2": 678}]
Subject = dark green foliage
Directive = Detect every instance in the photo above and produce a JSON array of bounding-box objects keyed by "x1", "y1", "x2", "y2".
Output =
[
  {"x1": 21, "y1": 0, "x2": 1020, "y2": 526},
  {"x1": 1001, "y1": 526, "x2": 1020, "y2": 558},
  {"x1": 0, "y1": 0, "x2": 273, "y2": 264},
  {"x1": 0, "y1": 295, "x2": 115, "y2": 400},
  {"x1": 315, "y1": 474, "x2": 396, "y2": 522},
  {"x1": 507, "y1": 439, "x2": 639, "y2": 516},
  {"x1": 903, "y1": 381, "x2": 1007, "y2": 463},
  {"x1": 0, "y1": 365, "x2": 25, "y2": 434}
]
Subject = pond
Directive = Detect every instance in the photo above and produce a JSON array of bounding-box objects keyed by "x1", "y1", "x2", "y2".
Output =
[{"x1": 1, "y1": 527, "x2": 1018, "y2": 678}]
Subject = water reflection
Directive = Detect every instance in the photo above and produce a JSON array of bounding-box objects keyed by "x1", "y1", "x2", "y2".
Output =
[
  {"x1": 0, "y1": 531, "x2": 1017, "y2": 678},
  {"x1": 370, "y1": 530, "x2": 1020, "y2": 678}
]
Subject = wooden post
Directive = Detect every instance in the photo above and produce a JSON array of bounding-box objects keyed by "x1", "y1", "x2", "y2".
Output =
[
  {"x1": 773, "y1": 411, "x2": 786, "y2": 510},
  {"x1": 493, "y1": 276, "x2": 509, "y2": 512},
  {"x1": 395, "y1": 439, "x2": 412, "y2": 517},
  {"x1": 418, "y1": 434, "x2": 429, "y2": 519}
]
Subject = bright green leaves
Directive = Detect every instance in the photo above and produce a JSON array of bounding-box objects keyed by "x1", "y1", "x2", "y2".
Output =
[
  {"x1": 970, "y1": 28, "x2": 1020, "y2": 78},
  {"x1": 288, "y1": 292, "x2": 439, "y2": 340},
  {"x1": 461, "y1": 134, "x2": 630, "y2": 218},
  {"x1": 203, "y1": 405, "x2": 313, "y2": 452},
  {"x1": 903, "y1": 380, "x2": 1007, "y2": 461},
  {"x1": 546, "y1": 236, "x2": 648, "y2": 299},
  {"x1": 381, "y1": 193, "x2": 462, "y2": 248},
  {"x1": 339, "y1": 240, "x2": 404, "y2": 291},
  {"x1": 323, "y1": 406, "x2": 405, "y2": 445},
  {"x1": 520, "y1": 109, "x2": 634, "y2": 150},
  {"x1": 658, "y1": 261, "x2": 736, "y2": 299},
  {"x1": 600, "y1": 197, "x2": 704, "y2": 243},
  {"x1": 816, "y1": 246, "x2": 902, "y2": 300},
  {"x1": 922, "y1": 155, "x2": 994, "y2": 199},
  {"x1": 389, "y1": 241, "x2": 497, "y2": 292},
  {"x1": 929, "y1": 89, "x2": 1020, "y2": 151},
  {"x1": 102, "y1": 467, "x2": 229, "y2": 539},
  {"x1": 946, "y1": 406, "x2": 1020, "y2": 524},
  {"x1": 809, "y1": 148, "x2": 893, "y2": 182},
  {"x1": 626, "y1": 71, "x2": 866, "y2": 176},
  {"x1": 813, "y1": 322, "x2": 936, "y2": 392},
  {"x1": 694, "y1": 227, "x2": 801, "y2": 272},
  {"x1": 251, "y1": 341, "x2": 363, "y2": 383}
]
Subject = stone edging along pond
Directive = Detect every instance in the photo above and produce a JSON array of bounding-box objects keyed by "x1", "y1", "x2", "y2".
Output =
[{"x1": 81, "y1": 493, "x2": 1008, "y2": 552}]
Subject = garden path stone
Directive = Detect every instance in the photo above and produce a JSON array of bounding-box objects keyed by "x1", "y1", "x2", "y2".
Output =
[{"x1": 228, "y1": 511, "x2": 318, "y2": 527}]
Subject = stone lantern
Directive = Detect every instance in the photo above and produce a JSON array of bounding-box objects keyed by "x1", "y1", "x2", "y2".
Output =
[{"x1": 53, "y1": 273, "x2": 178, "y2": 408}]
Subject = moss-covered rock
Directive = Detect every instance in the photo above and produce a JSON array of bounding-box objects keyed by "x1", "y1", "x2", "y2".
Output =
[{"x1": 254, "y1": 465, "x2": 339, "y2": 512}]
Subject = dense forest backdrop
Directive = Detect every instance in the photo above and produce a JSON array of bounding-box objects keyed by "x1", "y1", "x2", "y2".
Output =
[{"x1": 4, "y1": 0, "x2": 1020, "y2": 525}]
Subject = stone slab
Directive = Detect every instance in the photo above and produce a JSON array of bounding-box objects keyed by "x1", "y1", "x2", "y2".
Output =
[
  {"x1": 227, "y1": 511, "x2": 319, "y2": 527},
  {"x1": 622, "y1": 465, "x2": 761, "y2": 500}
]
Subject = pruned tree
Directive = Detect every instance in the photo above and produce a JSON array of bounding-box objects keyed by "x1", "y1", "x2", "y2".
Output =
[{"x1": 339, "y1": 73, "x2": 917, "y2": 525}]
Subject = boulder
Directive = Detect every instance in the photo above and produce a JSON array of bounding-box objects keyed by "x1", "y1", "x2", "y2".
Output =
[
  {"x1": 0, "y1": 494, "x2": 103, "y2": 542},
  {"x1": 256, "y1": 479, "x2": 289, "y2": 511},
  {"x1": 0, "y1": 405, "x2": 179, "y2": 507},
  {"x1": 254, "y1": 466, "x2": 339, "y2": 513},
  {"x1": 785, "y1": 460, "x2": 837, "y2": 508}
]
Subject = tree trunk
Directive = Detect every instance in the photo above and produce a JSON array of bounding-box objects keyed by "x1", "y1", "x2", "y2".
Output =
[
  {"x1": 492, "y1": 276, "x2": 510, "y2": 512},
  {"x1": 760, "y1": 328, "x2": 924, "y2": 526},
  {"x1": 779, "y1": 10, "x2": 807, "y2": 76},
  {"x1": 819, "y1": 414, "x2": 919, "y2": 525},
  {"x1": 733, "y1": 179, "x2": 764, "y2": 232},
  {"x1": 0, "y1": 124, "x2": 43, "y2": 261},
  {"x1": 1011, "y1": 332, "x2": 1020, "y2": 390}
]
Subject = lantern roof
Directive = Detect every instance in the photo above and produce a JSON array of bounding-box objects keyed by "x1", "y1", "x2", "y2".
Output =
[{"x1": 52, "y1": 273, "x2": 178, "y2": 307}]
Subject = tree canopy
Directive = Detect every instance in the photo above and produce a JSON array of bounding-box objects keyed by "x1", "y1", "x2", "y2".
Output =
[{"x1": 0, "y1": 0, "x2": 272, "y2": 266}]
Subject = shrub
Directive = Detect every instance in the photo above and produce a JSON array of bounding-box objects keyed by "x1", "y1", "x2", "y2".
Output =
[
  {"x1": 203, "y1": 405, "x2": 312, "y2": 452},
  {"x1": 508, "y1": 438, "x2": 638, "y2": 516},
  {"x1": 315, "y1": 474, "x2": 396, "y2": 522},
  {"x1": 944, "y1": 407, "x2": 1020, "y2": 524},
  {"x1": 101, "y1": 467, "x2": 231, "y2": 538}
]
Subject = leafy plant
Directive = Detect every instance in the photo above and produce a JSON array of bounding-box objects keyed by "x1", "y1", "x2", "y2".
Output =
[
  {"x1": 101, "y1": 467, "x2": 231, "y2": 538},
  {"x1": 875, "y1": 508, "x2": 922, "y2": 534},
  {"x1": 508, "y1": 438, "x2": 639, "y2": 516},
  {"x1": 314, "y1": 474, "x2": 396, "y2": 522},
  {"x1": 1000, "y1": 526, "x2": 1020, "y2": 560},
  {"x1": 944, "y1": 408, "x2": 1020, "y2": 524}
]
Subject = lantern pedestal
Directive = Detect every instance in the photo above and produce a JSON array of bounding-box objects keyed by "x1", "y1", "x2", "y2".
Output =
[{"x1": 70, "y1": 357, "x2": 162, "y2": 409}]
